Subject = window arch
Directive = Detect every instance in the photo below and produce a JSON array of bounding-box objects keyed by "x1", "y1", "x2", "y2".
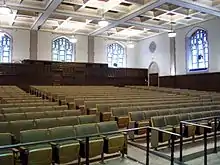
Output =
[
  {"x1": 107, "y1": 43, "x2": 125, "y2": 68},
  {"x1": 0, "y1": 33, "x2": 12, "y2": 63},
  {"x1": 187, "y1": 28, "x2": 209, "y2": 72},
  {"x1": 52, "y1": 37, "x2": 74, "y2": 62}
]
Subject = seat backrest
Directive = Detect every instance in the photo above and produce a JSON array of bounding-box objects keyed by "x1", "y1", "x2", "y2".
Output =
[
  {"x1": 49, "y1": 126, "x2": 75, "y2": 139},
  {"x1": 0, "y1": 122, "x2": 10, "y2": 133},
  {"x1": 57, "y1": 116, "x2": 79, "y2": 126},
  {"x1": 20, "y1": 129, "x2": 50, "y2": 143},
  {"x1": 35, "y1": 118, "x2": 58, "y2": 129},
  {"x1": 74, "y1": 123, "x2": 98, "y2": 137},
  {"x1": 151, "y1": 116, "x2": 166, "y2": 127},
  {"x1": 45, "y1": 111, "x2": 63, "y2": 118},
  {"x1": 63, "y1": 110, "x2": 81, "y2": 116},
  {"x1": 26, "y1": 112, "x2": 46, "y2": 119},
  {"x1": 129, "y1": 111, "x2": 145, "y2": 121},
  {"x1": 190, "y1": 112, "x2": 203, "y2": 119},
  {"x1": 97, "y1": 121, "x2": 118, "y2": 133},
  {"x1": 4, "y1": 113, "x2": 26, "y2": 121},
  {"x1": 9, "y1": 120, "x2": 35, "y2": 141},
  {"x1": 78, "y1": 115, "x2": 97, "y2": 124},
  {"x1": 111, "y1": 107, "x2": 127, "y2": 117},
  {"x1": 179, "y1": 114, "x2": 190, "y2": 121},
  {"x1": 53, "y1": 105, "x2": 68, "y2": 110},
  {"x1": 165, "y1": 115, "x2": 180, "y2": 126},
  {"x1": 144, "y1": 111, "x2": 158, "y2": 119},
  {"x1": 158, "y1": 110, "x2": 170, "y2": 116},
  {"x1": 0, "y1": 133, "x2": 12, "y2": 145},
  {"x1": 1, "y1": 107, "x2": 21, "y2": 114}
]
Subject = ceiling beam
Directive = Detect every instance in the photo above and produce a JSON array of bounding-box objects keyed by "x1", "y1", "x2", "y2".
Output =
[
  {"x1": 125, "y1": 20, "x2": 170, "y2": 31},
  {"x1": 166, "y1": 0, "x2": 220, "y2": 17},
  {"x1": 89, "y1": 0, "x2": 166, "y2": 36},
  {"x1": 31, "y1": 0, "x2": 63, "y2": 30}
]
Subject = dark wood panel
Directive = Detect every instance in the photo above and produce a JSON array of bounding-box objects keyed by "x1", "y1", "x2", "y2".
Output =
[
  {"x1": 0, "y1": 60, "x2": 148, "y2": 91},
  {"x1": 159, "y1": 72, "x2": 220, "y2": 92}
]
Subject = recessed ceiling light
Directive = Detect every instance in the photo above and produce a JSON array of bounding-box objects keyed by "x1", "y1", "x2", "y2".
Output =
[{"x1": 98, "y1": 18, "x2": 109, "y2": 27}]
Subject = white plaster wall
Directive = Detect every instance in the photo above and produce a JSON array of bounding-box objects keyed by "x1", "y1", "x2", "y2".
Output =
[
  {"x1": 94, "y1": 37, "x2": 139, "y2": 68},
  {"x1": 136, "y1": 33, "x2": 170, "y2": 76},
  {"x1": 175, "y1": 17, "x2": 220, "y2": 75},
  {"x1": 37, "y1": 31, "x2": 88, "y2": 62},
  {"x1": 1, "y1": 28, "x2": 30, "y2": 62}
]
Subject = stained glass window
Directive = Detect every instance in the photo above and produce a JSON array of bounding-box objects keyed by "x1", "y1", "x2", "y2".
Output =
[
  {"x1": 0, "y1": 33, "x2": 11, "y2": 63},
  {"x1": 52, "y1": 37, "x2": 74, "y2": 62},
  {"x1": 107, "y1": 43, "x2": 125, "y2": 68},
  {"x1": 187, "y1": 29, "x2": 208, "y2": 72}
]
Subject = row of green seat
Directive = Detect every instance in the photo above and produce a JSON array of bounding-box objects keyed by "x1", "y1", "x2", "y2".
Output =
[
  {"x1": 151, "y1": 110, "x2": 220, "y2": 148},
  {"x1": 3, "y1": 99, "x2": 49, "y2": 104},
  {"x1": 104, "y1": 103, "x2": 220, "y2": 128},
  {"x1": 84, "y1": 96, "x2": 199, "y2": 112},
  {"x1": 1, "y1": 105, "x2": 68, "y2": 114},
  {"x1": 0, "y1": 121, "x2": 127, "y2": 165},
  {"x1": 128, "y1": 105, "x2": 220, "y2": 139},
  {"x1": 0, "y1": 110, "x2": 81, "y2": 122},
  {"x1": 73, "y1": 94, "x2": 186, "y2": 107},
  {"x1": 0, "y1": 102, "x2": 58, "y2": 109}
]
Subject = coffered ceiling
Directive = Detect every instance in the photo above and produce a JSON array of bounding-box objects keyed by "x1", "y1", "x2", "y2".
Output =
[{"x1": 0, "y1": 0, "x2": 220, "y2": 41}]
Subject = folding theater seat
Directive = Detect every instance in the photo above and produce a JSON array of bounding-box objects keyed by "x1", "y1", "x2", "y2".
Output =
[
  {"x1": 179, "y1": 113, "x2": 195, "y2": 137},
  {"x1": 4, "y1": 113, "x2": 26, "y2": 121},
  {"x1": 165, "y1": 115, "x2": 180, "y2": 134},
  {"x1": 143, "y1": 110, "x2": 158, "y2": 126},
  {"x1": 98, "y1": 104, "x2": 114, "y2": 122},
  {"x1": 49, "y1": 126, "x2": 80, "y2": 164},
  {"x1": 35, "y1": 118, "x2": 58, "y2": 129},
  {"x1": 74, "y1": 123, "x2": 104, "y2": 162},
  {"x1": 78, "y1": 115, "x2": 98, "y2": 124},
  {"x1": 0, "y1": 122, "x2": 10, "y2": 133},
  {"x1": 0, "y1": 133, "x2": 15, "y2": 165},
  {"x1": 157, "y1": 110, "x2": 171, "y2": 116},
  {"x1": 45, "y1": 111, "x2": 64, "y2": 118},
  {"x1": 19, "y1": 129, "x2": 52, "y2": 165},
  {"x1": 112, "y1": 107, "x2": 129, "y2": 128},
  {"x1": 53, "y1": 105, "x2": 68, "y2": 111},
  {"x1": 97, "y1": 121, "x2": 127, "y2": 157},
  {"x1": 129, "y1": 111, "x2": 148, "y2": 135},
  {"x1": 63, "y1": 110, "x2": 81, "y2": 116},
  {"x1": 25, "y1": 112, "x2": 46, "y2": 120},
  {"x1": 151, "y1": 116, "x2": 173, "y2": 149},
  {"x1": 39, "y1": 106, "x2": 54, "y2": 112},
  {"x1": 1, "y1": 107, "x2": 21, "y2": 114},
  {"x1": 9, "y1": 120, "x2": 35, "y2": 142},
  {"x1": 57, "y1": 116, "x2": 79, "y2": 127}
]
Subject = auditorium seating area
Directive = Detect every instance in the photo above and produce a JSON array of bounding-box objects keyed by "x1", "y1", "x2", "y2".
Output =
[{"x1": 1, "y1": 85, "x2": 220, "y2": 165}]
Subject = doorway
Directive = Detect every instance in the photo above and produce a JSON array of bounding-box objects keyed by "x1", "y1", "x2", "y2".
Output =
[{"x1": 148, "y1": 61, "x2": 159, "y2": 87}]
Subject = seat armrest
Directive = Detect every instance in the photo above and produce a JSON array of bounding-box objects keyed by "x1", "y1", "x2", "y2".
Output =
[
  {"x1": 11, "y1": 148, "x2": 19, "y2": 154},
  {"x1": 19, "y1": 146, "x2": 27, "y2": 152}
]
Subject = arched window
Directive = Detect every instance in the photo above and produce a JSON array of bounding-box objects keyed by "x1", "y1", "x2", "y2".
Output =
[
  {"x1": 107, "y1": 43, "x2": 125, "y2": 68},
  {"x1": 187, "y1": 29, "x2": 209, "y2": 72},
  {"x1": 52, "y1": 37, "x2": 74, "y2": 62},
  {"x1": 0, "y1": 33, "x2": 12, "y2": 63}
]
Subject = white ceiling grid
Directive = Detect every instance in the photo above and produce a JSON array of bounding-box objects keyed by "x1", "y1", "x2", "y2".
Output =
[{"x1": 0, "y1": 0, "x2": 219, "y2": 40}]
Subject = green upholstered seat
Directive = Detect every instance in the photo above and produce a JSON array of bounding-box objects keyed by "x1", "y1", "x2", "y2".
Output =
[
  {"x1": 49, "y1": 126, "x2": 80, "y2": 164},
  {"x1": 9, "y1": 120, "x2": 35, "y2": 142},
  {"x1": 0, "y1": 133, "x2": 14, "y2": 165},
  {"x1": 45, "y1": 111, "x2": 64, "y2": 118},
  {"x1": 74, "y1": 123, "x2": 104, "y2": 159},
  {"x1": 97, "y1": 121, "x2": 126, "y2": 155},
  {"x1": 63, "y1": 110, "x2": 81, "y2": 116},
  {"x1": 35, "y1": 118, "x2": 58, "y2": 129},
  {"x1": 78, "y1": 115, "x2": 98, "y2": 124},
  {"x1": 25, "y1": 112, "x2": 46, "y2": 120},
  {"x1": 57, "y1": 116, "x2": 79, "y2": 127},
  {"x1": 20, "y1": 129, "x2": 52, "y2": 165},
  {"x1": 4, "y1": 113, "x2": 26, "y2": 121},
  {"x1": 0, "y1": 122, "x2": 10, "y2": 133}
]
